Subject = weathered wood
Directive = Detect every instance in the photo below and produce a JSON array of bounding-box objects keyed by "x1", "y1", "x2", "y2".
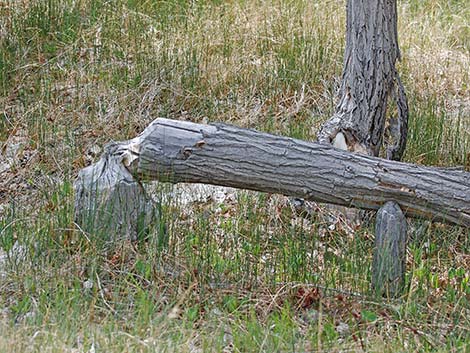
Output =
[
  {"x1": 138, "y1": 119, "x2": 469, "y2": 226},
  {"x1": 74, "y1": 118, "x2": 470, "y2": 242},
  {"x1": 318, "y1": 0, "x2": 408, "y2": 161},
  {"x1": 372, "y1": 201, "x2": 407, "y2": 297},
  {"x1": 74, "y1": 141, "x2": 156, "y2": 244}
]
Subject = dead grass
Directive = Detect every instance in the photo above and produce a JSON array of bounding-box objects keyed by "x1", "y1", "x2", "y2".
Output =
[{"x1": 0, "y1": 0, "x2": 469, "y2": 352}]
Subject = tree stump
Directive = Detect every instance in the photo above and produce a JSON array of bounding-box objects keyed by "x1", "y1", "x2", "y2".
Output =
[
  {"x1": 372, "y1": 201, "x2": 407, "y2": 297},
  {"x1": 74, "y1": 141, "x2": 156, "y2": 246}
]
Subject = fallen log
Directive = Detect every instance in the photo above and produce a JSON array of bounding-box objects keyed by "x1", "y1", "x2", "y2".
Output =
[{"x1": 74, "y1": 118, "x2": 470, "y2": 240}]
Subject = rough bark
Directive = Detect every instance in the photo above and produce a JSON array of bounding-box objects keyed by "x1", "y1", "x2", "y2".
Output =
[
  {"x1": 318, "y1": 0, "x2": 408, "y2": 160},
  {"x1": 372, "y1": 201, "x2": 407, "y2": 297},
  {"x1": 74, "y1": 118, "x2": 469, "y2": 241}
]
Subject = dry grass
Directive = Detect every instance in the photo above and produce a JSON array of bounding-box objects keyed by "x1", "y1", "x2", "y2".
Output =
[{"x1": 0, "y1": 0, "x2": 469, "y2": 352}]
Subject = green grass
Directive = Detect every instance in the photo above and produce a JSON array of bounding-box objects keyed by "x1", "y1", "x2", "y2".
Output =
[{"x1": 1, "y1": 0, "x2": 469, "y2": 351}]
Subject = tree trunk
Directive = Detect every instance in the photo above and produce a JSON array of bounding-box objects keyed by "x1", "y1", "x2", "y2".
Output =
[
  {"x1": 318, "y1": 0, "x2": 408, "y2": 160},
  {"x1": 74, "y1": 118, "x2": 470, "y2": 242}
]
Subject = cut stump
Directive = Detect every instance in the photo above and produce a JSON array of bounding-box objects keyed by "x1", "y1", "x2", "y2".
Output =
[
  {"x1": 372, "y1": 201, "x2": 407, "y2": 297},
  {"x1": 74, "y1": 141, "x2": 156, "y2": 244}
]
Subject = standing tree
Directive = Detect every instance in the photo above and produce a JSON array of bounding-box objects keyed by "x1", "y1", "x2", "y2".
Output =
[
  {"x1": 318, "y1": 0, "x2": 408, "y2": 161},
  {"x1": 318, "y1": 0, "x2": 409, "y2": 296}
]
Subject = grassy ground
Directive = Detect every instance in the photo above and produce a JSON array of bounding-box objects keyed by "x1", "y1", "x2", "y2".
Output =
[{"x1": 1, "y1": 0, "x2": 469, "y2": 351}]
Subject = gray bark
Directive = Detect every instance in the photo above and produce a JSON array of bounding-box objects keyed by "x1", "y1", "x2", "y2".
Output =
[
  {"x1": 318, "y1": 0, "x2": 408, "y2": 160},
  {"x1": 372, "y1": 201, "x2": 407, "y2": 297},
  {"x1": 74, "y1": 118, "x2": 470, "y2": 241}
]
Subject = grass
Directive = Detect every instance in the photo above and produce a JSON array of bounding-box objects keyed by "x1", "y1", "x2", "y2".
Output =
[{"x1": 1, "y1": 0, "x2": 469, "y2": 351}]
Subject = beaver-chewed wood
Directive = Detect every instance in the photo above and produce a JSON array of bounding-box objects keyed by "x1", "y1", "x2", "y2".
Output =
[
  {"x1": 74, "y1": 118, "x2": 469, "y2": 240},
  {"x1": 372, "y1": 201, "x2": 407, "y2": 297}
]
